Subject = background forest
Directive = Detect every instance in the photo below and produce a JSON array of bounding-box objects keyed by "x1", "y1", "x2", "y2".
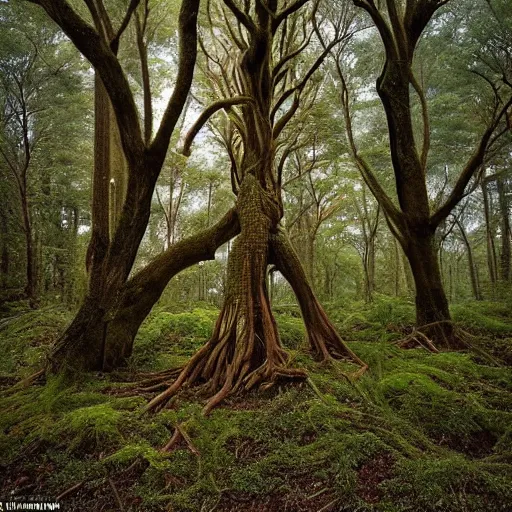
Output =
[{"x1": 1, "y1": 0, "x2": 512, "y2": 510}]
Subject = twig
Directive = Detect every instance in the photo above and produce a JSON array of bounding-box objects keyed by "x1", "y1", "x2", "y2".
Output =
[
  {"x1": 177, "y1": 424, "x2": 200, "y2": 456},
  {"x1": 161, "y1": 424, "x2": 200, "y2": 456},
  {"x1": 161, "y1": 427, "x2": 181, "y2": 453},
  {"x1": 316, "y1": 498, "x2": 340, "y2": 512},
  {"x1": 56, "y1": 481, "x2": 84, "y2": 501},
  {"x1": 108, "y1": 478, "x2": 125, "y2": 512}
]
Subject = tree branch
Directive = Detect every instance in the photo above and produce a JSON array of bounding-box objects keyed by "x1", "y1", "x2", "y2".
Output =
[
  {"x1": 272, "y1": 0, "x2": 311, "y2": 33},
  {"x1": 222, "y1": 0, "x2": 256, "y2": 33},
  {"x1": 150, "y1": 0, "x2": 200, "y2": 164},
  {"x1": 111, "y1": 0, "x2": 142, "y2": 53},
  {"x1": 431, "y1": 95, "x2": 512, "y2": 227},
  {"x1": 182, "y1": 96, "x2": 255, "y2": 156}
]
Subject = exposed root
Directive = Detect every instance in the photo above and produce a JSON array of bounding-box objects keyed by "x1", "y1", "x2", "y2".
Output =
[
  {"x1": 104, "y1": 368, "x2": 182, "y2": 397},
  {"x1": 395, "y1": 321, "x2": 501, "y2": 365},
  {"x1": 143, "y1": 300, "x2": 308, "y2": 416},
  {"x1": 161, "y1": 423, "x2": 200, "y2": 456},
  {"x1": 2, "y1": 369, "x2": 45, "y2": 396},
  {"x1": 396, "y1": 328, "x2": 440, "y2": 353}
]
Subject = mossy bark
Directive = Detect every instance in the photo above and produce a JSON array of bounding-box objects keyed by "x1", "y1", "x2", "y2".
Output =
[
  {"x1": 48, "y1": 209, "x2": 239, "y2": 373},
  {"x1": 404, "y1": 231, "x2": 464, "y2": 349}
]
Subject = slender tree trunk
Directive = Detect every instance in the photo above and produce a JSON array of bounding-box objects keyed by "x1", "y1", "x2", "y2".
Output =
[
  {"x1": 456, "y1": 219, "x2": 482, "y2": 300},
  {"x1": 482, "y1": 180, "x2": 498, "y2": 290},
  {"x1": 497, "y1": 176, "x2": 511, "y2": 282},
  {"x1": 394, "y1": 238, "x2": 399, "y2": 296},
  {"x1": 0, "y1": 209, "x2": 9, "y2": 290},
  {"x1": 20, "y1": 184, "x2": 35, "y2": 301}
]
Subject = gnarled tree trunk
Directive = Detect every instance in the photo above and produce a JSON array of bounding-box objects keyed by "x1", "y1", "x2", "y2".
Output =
[
  {"x1": 146, "y1": 176, "x2": 307, "y2": 413},
  {"x1": 146, "y1": 177, "x2": 366, "y2": 414}
]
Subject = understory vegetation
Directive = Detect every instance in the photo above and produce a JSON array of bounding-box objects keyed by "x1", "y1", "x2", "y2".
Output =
[{"x1": 1, "y1": 299, "x2": 511, "y2": 511}]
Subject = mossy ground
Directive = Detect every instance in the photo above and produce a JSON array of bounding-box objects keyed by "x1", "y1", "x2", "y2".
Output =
[{"x1": 1, "y1": 298, "x2": 511, "y2": 511}]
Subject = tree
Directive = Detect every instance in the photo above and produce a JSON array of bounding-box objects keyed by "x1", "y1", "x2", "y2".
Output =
[
  {"x1": 0, "y1": 1, "x2": 89, "y2": 303},
  {"x1": 146, "y1": 0, "x2": 366, "y2": 414},
  {"x1": 334, "y1": 0, "x2": 512, "y2": 346},
  {"x1": 28, "y1": 0, "x2": 202, "y2": 372}
]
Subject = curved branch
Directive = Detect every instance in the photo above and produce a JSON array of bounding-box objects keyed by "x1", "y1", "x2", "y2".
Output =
[
  {"x1": 182, "y1": 96, "x2": 255, "y2": 156},
  {"x1": 223, "y1": 0, "x2": 256, "y2": 33},
  {"x1": 150, "y1": 0, "x2": 200, "y2": 163},
  {"x1": 410, "y1": 69, "x2": 430, "y2": 172},
  {"x1": 273, "y1": 0, "x2": 311, "y2": 33},
  {"x1": 111, "y1": 0, "x2": 141, "y2": 53},
  {"x1": 104, "y1": 209, "x2": 241, "y2": 362},
  {"x1": 334, "y1": 55, "x2": 404, "y2": 234},
  {"x1": 431, "y1": 95, "x2": 512, "y2": 227}
]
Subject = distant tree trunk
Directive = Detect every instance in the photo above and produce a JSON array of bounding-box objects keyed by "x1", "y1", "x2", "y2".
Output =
[
  {"x1": 0, "y1": 209, "x2": 9, "y2": 289},
  {"x1": 20, "y1": 182, "x2": 35, "y2": 302},
  {"x1": 393, "y1": 237, "x2": 400, "y2": 297},
  {"x1": 482, "y1": 180, "x2": 498, "y2": 289},
  {"x1": 497, "y1": 176, "x2": 511, "y2": 282},
  {"x1": 455, "y1": 218, "x2": 482, "y2": 301}
]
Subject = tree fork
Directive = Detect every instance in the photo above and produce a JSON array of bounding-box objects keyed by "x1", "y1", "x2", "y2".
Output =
[{"x1": 47, "y1": 210, "x2": 240, "y2": 374}]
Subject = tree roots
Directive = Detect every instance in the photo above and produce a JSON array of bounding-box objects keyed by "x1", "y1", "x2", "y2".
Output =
[
  {"x1": 143, "y1": 300, "x2": 308, "y2": 415},
  {"x1": 395, "y1": 321, "x2": 501, "y2": 366}
]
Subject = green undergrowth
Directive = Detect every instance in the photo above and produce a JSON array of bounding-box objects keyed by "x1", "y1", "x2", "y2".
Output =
[
  {"x1": 0, "y1": 303, "x2": 511, "y2": 511},
  {"x1": 0, "y1": 305, "x2": 71, "y2": 378}
]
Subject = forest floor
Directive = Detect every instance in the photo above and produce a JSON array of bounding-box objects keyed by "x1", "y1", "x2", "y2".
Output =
[{"x1": 0, "y1": 297, "x2": 511, "y2": 512}]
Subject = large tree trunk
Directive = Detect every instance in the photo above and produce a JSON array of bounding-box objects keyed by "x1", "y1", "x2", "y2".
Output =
[
  {"x1": 48, "y1": 168, "x2": 157, "y2": 373},
  {"x1": 146, "y1": 176, "x2": 366, "y2": 414},
  {"x1": 403, "y1": 231, "x2": 462, "y2": 348}
]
